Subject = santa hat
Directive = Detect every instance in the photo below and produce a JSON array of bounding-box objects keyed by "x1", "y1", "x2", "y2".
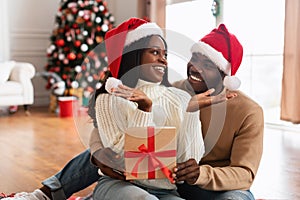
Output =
[
  {"x1": 191, "y1": 24, "x2": 243, "y2": 90},
  {"x1": 104, "y1": 17, "x2": 163, "y2": 78}
]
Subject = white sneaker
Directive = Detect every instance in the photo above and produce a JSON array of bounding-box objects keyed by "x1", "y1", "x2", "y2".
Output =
[{"x1": 2, "y1": 189, "x2": 50, "y2": 200}]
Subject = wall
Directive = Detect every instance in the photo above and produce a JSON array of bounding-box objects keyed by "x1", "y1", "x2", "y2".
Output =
[
  {"x1": 3, "y1": 0, "x2": 138, "y2": 106},
  {"x1": 106, "y1": 0, "x2": 138, "y2": 25},
  {"x1": 0, "y1": 0, "x2": 10, "y2": 61},
  {"x1": 6, "y1": 0, "x2": 60, "y2": 106}
]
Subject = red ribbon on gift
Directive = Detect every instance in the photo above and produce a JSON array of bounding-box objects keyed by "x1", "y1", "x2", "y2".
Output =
[{"x1": 124, "y1": 126, "x2": 176, "y2": 182}]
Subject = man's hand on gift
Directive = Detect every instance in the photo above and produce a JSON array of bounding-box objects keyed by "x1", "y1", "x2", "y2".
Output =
[{"x1": 172, "y1": 158, "x2": 200, "y2": 185}]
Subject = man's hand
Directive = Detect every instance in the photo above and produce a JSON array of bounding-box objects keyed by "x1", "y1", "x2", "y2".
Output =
[
  {"x1": 173, "y1": 158, "x2": 200, "y2": 185},
  {"x1": 92, "y1": 148, "x2": 125, "y2": 180},
  {"x1": 187, "y1": 88, "x2": 237, "y2": 112}
]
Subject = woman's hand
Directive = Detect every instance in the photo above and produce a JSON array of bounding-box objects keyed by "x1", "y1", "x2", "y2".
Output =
[
  {"x1": 173, "y1": 158, "x2": 200, "y2": 185},
  {"x1": 112, "y1": 84, "x2": 152, "y2": 112}
]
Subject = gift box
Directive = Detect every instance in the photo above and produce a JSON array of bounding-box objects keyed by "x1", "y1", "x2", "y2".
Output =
[{"x1": 124, "y1": 126, "x2": 177, "y2": 182}]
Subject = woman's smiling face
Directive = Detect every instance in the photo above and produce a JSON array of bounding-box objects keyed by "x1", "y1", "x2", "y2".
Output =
[{"x1": 139, "y1": 36, "x2": 168, "y2": 83}]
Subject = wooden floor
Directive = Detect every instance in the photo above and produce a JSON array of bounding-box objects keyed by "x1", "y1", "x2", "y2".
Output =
[
  {"x1": 0, "y1": 106, "x2": 95, "y2": 197},
  {"x1": 0, "y1": 106, "x2": 300, "y2": 199}
]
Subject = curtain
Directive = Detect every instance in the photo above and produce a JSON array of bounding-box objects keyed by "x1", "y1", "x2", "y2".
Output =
[{"x1": 280, "y1": 0, "x2": 300, "y2": 124}]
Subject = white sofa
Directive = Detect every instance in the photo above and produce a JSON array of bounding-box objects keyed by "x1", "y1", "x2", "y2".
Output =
[{"x1": 0, "y1": 61, "x2": 35, "y2": 111}]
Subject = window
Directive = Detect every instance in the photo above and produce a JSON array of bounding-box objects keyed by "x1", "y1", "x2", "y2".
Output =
[
  {"x1": 223, "y1": 0, "x2": 285, "y2": 109},
  {"x1": 165, "y1": 0, "x2": 285, "y2": 111},
  {"x1": 165, "y1": 0, "x2": 215, "y2": 83}
]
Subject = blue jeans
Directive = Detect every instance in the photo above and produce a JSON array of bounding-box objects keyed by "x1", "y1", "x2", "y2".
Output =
[
  {"x1": 177, "y1": 182, "x2": 255, "y2": 200},
  {"x1": 42, "y1": 149, "x2": 100, "y2": 200},
  {"x1": 93, "y1": 176, "x2": 184, "y2": 200}
]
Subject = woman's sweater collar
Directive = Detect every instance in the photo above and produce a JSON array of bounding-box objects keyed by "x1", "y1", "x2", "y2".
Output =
[{"x1": 136, "y1": 79, "x2": 165, "y2": 100}]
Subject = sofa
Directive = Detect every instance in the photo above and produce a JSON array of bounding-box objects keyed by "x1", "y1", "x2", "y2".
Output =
[{"x1": 0, "y1": 61, "x2": 35, "y2": 113}]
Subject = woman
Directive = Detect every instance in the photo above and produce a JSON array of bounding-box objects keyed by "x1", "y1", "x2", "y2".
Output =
[{"x1": 90, "y1": 17, "x2": 204, "y2": 200}]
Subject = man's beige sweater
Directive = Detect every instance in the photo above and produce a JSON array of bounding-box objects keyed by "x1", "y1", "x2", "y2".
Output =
[{"x1": 173, "y1": 79, "x2": 264, "y2": 191}]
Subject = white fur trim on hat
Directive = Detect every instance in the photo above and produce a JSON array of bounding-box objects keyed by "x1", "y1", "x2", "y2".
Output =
[
  {"x1": 191, "y1": 41, "x2": 231, "y2": 75},
  {"x1": 124, "y1": 23, "x2": 163, "y2": 47},
  {"x1": 223, "y1": 75, "x2": 241, "y2": 91}
]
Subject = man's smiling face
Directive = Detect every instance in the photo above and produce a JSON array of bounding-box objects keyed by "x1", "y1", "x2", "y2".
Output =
[{"x1": 187, "y1": 53, "x2": 225, "y2": 95}]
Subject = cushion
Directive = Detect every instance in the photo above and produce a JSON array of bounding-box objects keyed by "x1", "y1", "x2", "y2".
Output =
[
  {"x1": 0, "y1": 81, "x2": 23, "y2": 95},
  {"x1": 0, "y1": 61, "x2": 16, "y2": 84}
]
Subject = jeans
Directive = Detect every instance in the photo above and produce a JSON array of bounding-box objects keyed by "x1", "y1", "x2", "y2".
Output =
[
  {"x1": 177, "y1": 182, "x2": 255, "y2": 200},
  {"x1": 42, "y1": 149, "x2": 100, "y2": 200},
  {"x1": 93, "y1": 176, "x2": 184, "y2": 200}
]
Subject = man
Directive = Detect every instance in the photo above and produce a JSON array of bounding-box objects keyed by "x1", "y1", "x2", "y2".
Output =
[
  {"x1": 3, "y1": 24, "x2": 263, "y2": 200},
  {"x1": 172, "y1": 24, "x2": 264, "y2": 200}
]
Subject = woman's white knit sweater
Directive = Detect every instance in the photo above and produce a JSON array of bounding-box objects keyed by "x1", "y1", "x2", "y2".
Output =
[{"x1": 95, "y1": 79, "x2": 204, "y2": 190}]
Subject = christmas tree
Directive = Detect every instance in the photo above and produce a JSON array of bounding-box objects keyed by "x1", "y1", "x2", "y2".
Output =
[{"x1": 45, "y1": 0, "x2": 114, "y2": 104}]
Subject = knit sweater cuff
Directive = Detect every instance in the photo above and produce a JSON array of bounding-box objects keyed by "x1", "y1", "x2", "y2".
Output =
[{"x1": 194, "y1": 165, "x2": 209, "y2": 186}]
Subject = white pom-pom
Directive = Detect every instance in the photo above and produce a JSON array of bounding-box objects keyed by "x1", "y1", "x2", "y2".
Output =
[
  {"x1": 105, "y1": 77, "x2": 122, "y2": 94},
  {"x1": 223, "y1": 76, "x2": 241, "y2": 91},
  {"x1": 53, "y1": 81, "x2": 66, "y2": 96}
]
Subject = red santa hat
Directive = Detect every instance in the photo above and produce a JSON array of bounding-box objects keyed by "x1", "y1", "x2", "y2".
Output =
[
  {"x1": 104, "y1": 17, "x2": 163, "y2": 78},
  {"x1": 191, "y1": 24, "x2": 243, "y2": 90}
]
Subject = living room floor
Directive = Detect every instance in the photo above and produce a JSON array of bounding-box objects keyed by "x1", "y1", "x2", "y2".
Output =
[{"x1": 0, "y1": 106, "x2": 299, "y2": 199}]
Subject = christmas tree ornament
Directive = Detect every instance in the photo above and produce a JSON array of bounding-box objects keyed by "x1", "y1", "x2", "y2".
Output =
[
  {"x1": 95, "y1": 17, "x2": 102, "y2": 23},
  {"x1": 63, "y1": 58, "x2": 69, "y2": 65},
  {"x1": 71, "y1": 81, "x2": 79, "y2": 88},
  {"x1": 101, "y1": 24, "x2": 108, "y2": 32},
  {"x1": 80, "y1": 44, "x2": 89, "y2": 52},
  {"x1": 74, "y1": 40, "x2": 81, "y2": 47},
  {"x1": 56, "y1": 39, "x2": 65, "y2": 47},
  {"x1": 75, "y1": 65, "x2": 82, "y2": 72},
  {"x1": 87, "y1": 38, "x2": 94, "y2": 45},
  {"x1": 87, "y1": 76, "x2": 93, "y2": 82},
  {"x1": 58, "y1": 54, "x2": 65, "y2": 60},
  {"x1": 67, "y1": 52, "x2": 76, "y2": 60}
]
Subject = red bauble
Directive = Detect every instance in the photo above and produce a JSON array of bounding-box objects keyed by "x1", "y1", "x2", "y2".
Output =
[
  {"x1": 67, "y1": 52, "x2": 76, "y2": 60},
  {"x1": 75, "y1": 29, "x2": 81, "y2": 34},
  {"x1": 72, "y1": 23, "x2": 78, "y2": 29},
  {"x1": 63, "y1": 47, "x2": 70, "y2": 52},
  {"x1": 74, "y1": 40, "x2": 81, "y2": 47},
  {"x1": 71, "y1": 7, "x2": 78, "y2": 14},
  {"x1": 54, "y1": 67, "x2": 60, "y2": 72},
  {"x1": 96, "y1": 26, "x2": 101, "y2": 32},
  {"x1": 62, "y1": 74, "x2": 68, "y2": 80},
  {"x1": 87, "y1": 21, "x2": 93, "y2": 27},
  {"x1": 56, "y1": 39, "x2": 65, "y2": 47},
  {"x1": 77, "y1": 53, "x2": 83, "y2": 59}
]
